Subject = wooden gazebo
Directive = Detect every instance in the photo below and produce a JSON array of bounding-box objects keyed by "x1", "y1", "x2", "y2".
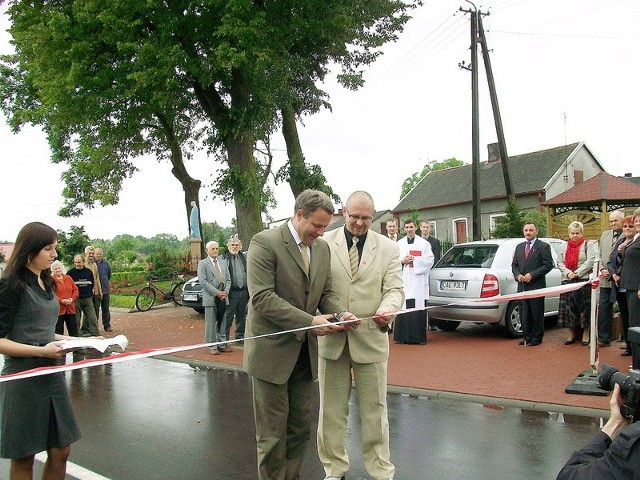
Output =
[{"x1": 543, "y1": 172, "x2": 640, "y2": 240}]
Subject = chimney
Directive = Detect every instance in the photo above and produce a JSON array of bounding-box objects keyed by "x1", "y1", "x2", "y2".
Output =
[{"x1": 487, "y1": 142, "x2": 500, "y2": 163}]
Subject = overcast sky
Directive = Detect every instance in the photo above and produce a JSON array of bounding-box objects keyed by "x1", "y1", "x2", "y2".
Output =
[{"x1": 1, "y1": 0, "x2": 637, "y2": 242}]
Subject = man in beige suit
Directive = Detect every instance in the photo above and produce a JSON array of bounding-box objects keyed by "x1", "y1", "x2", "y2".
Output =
[
  {"x1": 318, "y1": 191, "x2": 404, "y2": 480},
  {"x1": 244, "y1": 189, "x2": 358, "y2": 480}
]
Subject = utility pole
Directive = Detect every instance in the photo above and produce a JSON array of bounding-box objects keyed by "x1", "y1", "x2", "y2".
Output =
[
  {"x1": 459, "y1": 3, "x2": 481, "y2": 241},
  {"x1": 478, "y1": 14, "x2": 514, "y2": 199},
  {"x1": 460, "y1": 3, "x2": 514, "y2": 241}
]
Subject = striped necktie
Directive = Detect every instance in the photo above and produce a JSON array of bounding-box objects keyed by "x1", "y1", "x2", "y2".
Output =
[{"x1": 350, "y1": 236, "x2": 360, "y2": 276}]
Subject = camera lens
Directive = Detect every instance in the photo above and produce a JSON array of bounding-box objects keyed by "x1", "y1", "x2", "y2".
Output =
[{"x1": 599, "y1": 364, "x2": 640, "y2": 398}]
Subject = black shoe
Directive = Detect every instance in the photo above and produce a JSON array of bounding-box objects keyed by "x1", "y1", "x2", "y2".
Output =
[
  {"x1": 621, "y1": 351, "x2": 632, "y2": 357},
  {"x1": 581, "y1": 341, "x2": 590, "y2": 346},
  {"x1": 104, "y1": 326, "x2": 113, "y2": 332},
  {"x1": 598, "y1": 341, "x2": 611, "y2": 347},
  {"x1": 518, "y1": 340, "x2": 526, "y2": 345},
  {"x1": 527, "y1": 341, "x2": 541, "y2": 346},
  {"x1": 564, "y1": 338, "x2": 576, "y2": 345}
]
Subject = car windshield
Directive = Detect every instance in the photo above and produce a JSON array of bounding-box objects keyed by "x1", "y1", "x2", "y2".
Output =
[{"x1": 437, "y1": 245, "x2": 498, "y2": 268}]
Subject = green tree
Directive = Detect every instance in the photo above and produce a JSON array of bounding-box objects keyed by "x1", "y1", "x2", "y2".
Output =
[
  {"x1": 56, "y1": 225, "x2": 91, "y2": 266},
  {"x1": 1, "y1": 0, "x2": 414, "y2": 243},
  {"x1": 400, "y1": 158, "x2": 464, "y2": 199},
  {"x1": 492, "y1": 197, "x2": 548, "y2": 239}
]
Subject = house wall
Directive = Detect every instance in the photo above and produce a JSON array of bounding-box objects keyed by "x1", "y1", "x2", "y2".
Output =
[
  {"x1": 394, "y1": 145, "x2": 607, "y2": 244},
  {"x1": 545, "y1": 147, "x2": 603, "y2": 200},
  {"x1": 398, "y1": 194, "x2": 545, "y2": 244}
]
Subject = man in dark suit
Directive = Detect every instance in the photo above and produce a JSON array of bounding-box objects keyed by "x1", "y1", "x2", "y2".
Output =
[
  {"x1": 511, "y1": 221, "x2": 554, "y2": 346},
  {"x1": 221, "y1": 235, "x2": 248, "y2": 342},
  {"x1": 243, "y1": 189, "x2": 357, "y2": 480},
  {"x1": 420, "y1": 220, "x2": 442, "y2": 263},
  {"x1": 198, "y1": 240, "x2": 232, "y2": 355},
  {"x1": 597, "y1": 210, "x2": 624, "y2": 345}
]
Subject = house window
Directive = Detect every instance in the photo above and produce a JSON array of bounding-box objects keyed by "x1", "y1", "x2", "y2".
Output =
[
  {"x1": 574, "y1": 170, "x2": 584, "y2": 184},
  {"x1": 453, "y1": 218, "x2": 468, "y2": 244},
  {"x1": 429, "y1": 221, "x2": 437, "y2": 238}
]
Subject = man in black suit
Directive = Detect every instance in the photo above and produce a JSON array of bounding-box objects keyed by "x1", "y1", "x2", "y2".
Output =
[
  {"x1": 511, "y1": 221, "x2": 554, "y2": 346},
  {"x1": 420, "y1": 220, "x2": 442, "y2": 263}
]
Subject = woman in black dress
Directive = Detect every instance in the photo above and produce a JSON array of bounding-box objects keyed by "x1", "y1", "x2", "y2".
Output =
[{"x1": 0, "y1": 222, "x2": 81, "y2": 480}]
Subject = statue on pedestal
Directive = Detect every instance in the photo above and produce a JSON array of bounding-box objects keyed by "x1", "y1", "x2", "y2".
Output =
[{"x1": 189, "y1": 200, "x2": 201, "y2": 239}]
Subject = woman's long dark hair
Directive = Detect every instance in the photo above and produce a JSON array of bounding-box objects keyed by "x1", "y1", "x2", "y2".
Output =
[{"x1": 2, "y1": 222, "x2": 58, "y2": 292}]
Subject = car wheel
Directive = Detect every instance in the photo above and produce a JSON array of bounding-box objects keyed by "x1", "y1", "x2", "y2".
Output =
[
  {"x1": 430, "y1": 319, "x2": 461, "y2": 332},
  {"x1": 504, "y1": 301, "x2": 523, "y2": 338},
  {"x1": 194, "y1": 307, "x2": 205, "y2": 314}
]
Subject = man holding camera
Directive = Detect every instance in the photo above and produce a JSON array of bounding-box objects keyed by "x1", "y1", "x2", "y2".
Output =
[{"x1": 557, "y1": 384, "x2": 640, "y2": 478}]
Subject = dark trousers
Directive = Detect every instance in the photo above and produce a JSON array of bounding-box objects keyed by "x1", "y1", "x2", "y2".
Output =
[
  {"x1": 98, "y1": 292, "x2": 111, "y2": 328},
  {"x1": 627, "y1": 290, "x2": 640, "y2": 331},
  {"x1": 597, "y1": 287, "x2": 614, "y2": 343},
  {"x1": 56, "y1": 313, "x2": 78, "y2": 337},
  {"x1": 225, "y1": 288, "x2": 249, "y2": 340},
  {"x1": 521, "y1": 296, "x2": 544, "y2": 343},
  {"x1": 618, "y1": 292, "x2": 630, "y2": 351}
]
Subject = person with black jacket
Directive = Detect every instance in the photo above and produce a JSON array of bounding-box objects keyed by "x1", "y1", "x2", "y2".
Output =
[
  {"x1": 222, "y1": 236, "x2": 249, "y2": 342},
  {"x1": 557, "y1": 383, "x2": 640, "y2": 479},
  {"x1": 511, "y1": 221, "x2": 554, "y2": 346}
]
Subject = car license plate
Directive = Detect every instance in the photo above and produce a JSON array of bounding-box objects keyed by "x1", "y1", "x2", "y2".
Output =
[
  {"x1": 440, "y1": 280, "x2": 467, "y2": 291},
  {"x1": 183, "y1": 294, "x2": 198, "y2": 301}
]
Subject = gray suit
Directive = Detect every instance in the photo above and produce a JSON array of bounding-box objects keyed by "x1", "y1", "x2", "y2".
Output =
[
  {"x1": 244, "y1": 222, "x2": 343, "y2": 480},
  {"x1": 197, "y1": 256, "x2": 231, "y2": 347},
  {"x1": 598, "y1": 229, "x2": 621, "y2": 343}
]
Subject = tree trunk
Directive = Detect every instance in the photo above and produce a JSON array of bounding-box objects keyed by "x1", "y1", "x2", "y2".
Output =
[
  {"x1": 225, "y1": 131, "x2": 264, "y2": 243},
  {"x1": 281, "y1": 105, "x2": 306, "y2": 198}
]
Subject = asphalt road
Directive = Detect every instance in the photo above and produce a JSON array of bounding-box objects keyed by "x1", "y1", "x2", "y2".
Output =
[{"x1": 1, "y1": 356, "x2": 603, "y2": 480}]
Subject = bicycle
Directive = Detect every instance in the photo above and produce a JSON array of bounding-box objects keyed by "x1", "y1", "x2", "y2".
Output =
[{"x1": 135, "y1": 271, "x2": 186, "y2": 312}]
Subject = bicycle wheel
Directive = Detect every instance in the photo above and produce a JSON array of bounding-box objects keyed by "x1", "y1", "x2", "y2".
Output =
[
  {"x1": 135, "y1": 287, "x2": 156, "y2": 312},
  {"x1": 172, "y1": 282, "x2": 185, "y2": 306}
]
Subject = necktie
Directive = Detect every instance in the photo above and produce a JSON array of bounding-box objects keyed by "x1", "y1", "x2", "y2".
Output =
[
  {"x1": 299, "y1": 242, "x2": 310, "y2": 275},
  {"x1": 213, "y1": 258, "x2": 224, "y2": 284},
  {"x1": 350, "y1": 236, "x2": 360, "y2": 276},
  {"x1": 525, "y1": 241, "x2": 531, "y2": 258}
]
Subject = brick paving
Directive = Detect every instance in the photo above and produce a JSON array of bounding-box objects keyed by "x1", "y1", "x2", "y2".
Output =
[{"x1": 106, "y1": 305, "x2": 630, "y2": 413}]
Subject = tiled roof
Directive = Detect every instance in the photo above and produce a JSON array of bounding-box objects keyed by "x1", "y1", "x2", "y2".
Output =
[
  {"x1": 0, "y1": 243, "x2": 14, "y2": 262},
  {"x1": 394, "y1": 143, "x2": 581, "y2": 212},
  {"x1": 543, "y1": 172, "x2": 640, "y2": 205}
]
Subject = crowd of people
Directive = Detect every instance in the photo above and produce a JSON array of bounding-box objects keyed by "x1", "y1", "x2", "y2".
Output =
[{"x1": 2, "y1": 197, "x2": 640, "y2": 480}]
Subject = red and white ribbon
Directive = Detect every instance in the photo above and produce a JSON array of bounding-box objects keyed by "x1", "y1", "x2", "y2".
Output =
[{"x1": 0, "y1": 279, "x2": 594, "y2": 383}]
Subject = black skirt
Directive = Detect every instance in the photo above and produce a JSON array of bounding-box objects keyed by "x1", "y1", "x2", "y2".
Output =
[{"x1": 394, "y1": 299, "x2": 427, "y2": 344}]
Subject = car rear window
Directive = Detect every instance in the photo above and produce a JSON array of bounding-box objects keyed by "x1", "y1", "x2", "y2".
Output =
[{"x1": 437, "y1": 245, "x2": 499, "y2": 268}]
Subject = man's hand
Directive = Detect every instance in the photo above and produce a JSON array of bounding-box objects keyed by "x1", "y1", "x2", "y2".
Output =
[
  {"x1": 602, "y1": 384, "x2": 631, "y2": 440},
  {"x1": 373, "y1": 312, "x2": 394, "y2": 329},
  {"x1": 310, "y1": 314, "x2": 344, "y2": 336},
  {"x1": 338, "y1": 311, "x2": 360, "y2": 331},
  {"x1": 310, "y1": 312, "x2": 359, "y2": 335}
]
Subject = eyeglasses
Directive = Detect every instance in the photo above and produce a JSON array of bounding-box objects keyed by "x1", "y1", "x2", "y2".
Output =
[
  {"x1": 623, "y1": 224, "x2": 634, "y2": 228},
  {"x1": 348, "y1": 214, "x2": 373, "y2": 222}
]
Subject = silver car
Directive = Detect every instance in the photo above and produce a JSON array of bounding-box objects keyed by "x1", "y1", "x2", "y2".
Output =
[{"x1": 427, "y1": 238, "x2": 566, "y2": 338}]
